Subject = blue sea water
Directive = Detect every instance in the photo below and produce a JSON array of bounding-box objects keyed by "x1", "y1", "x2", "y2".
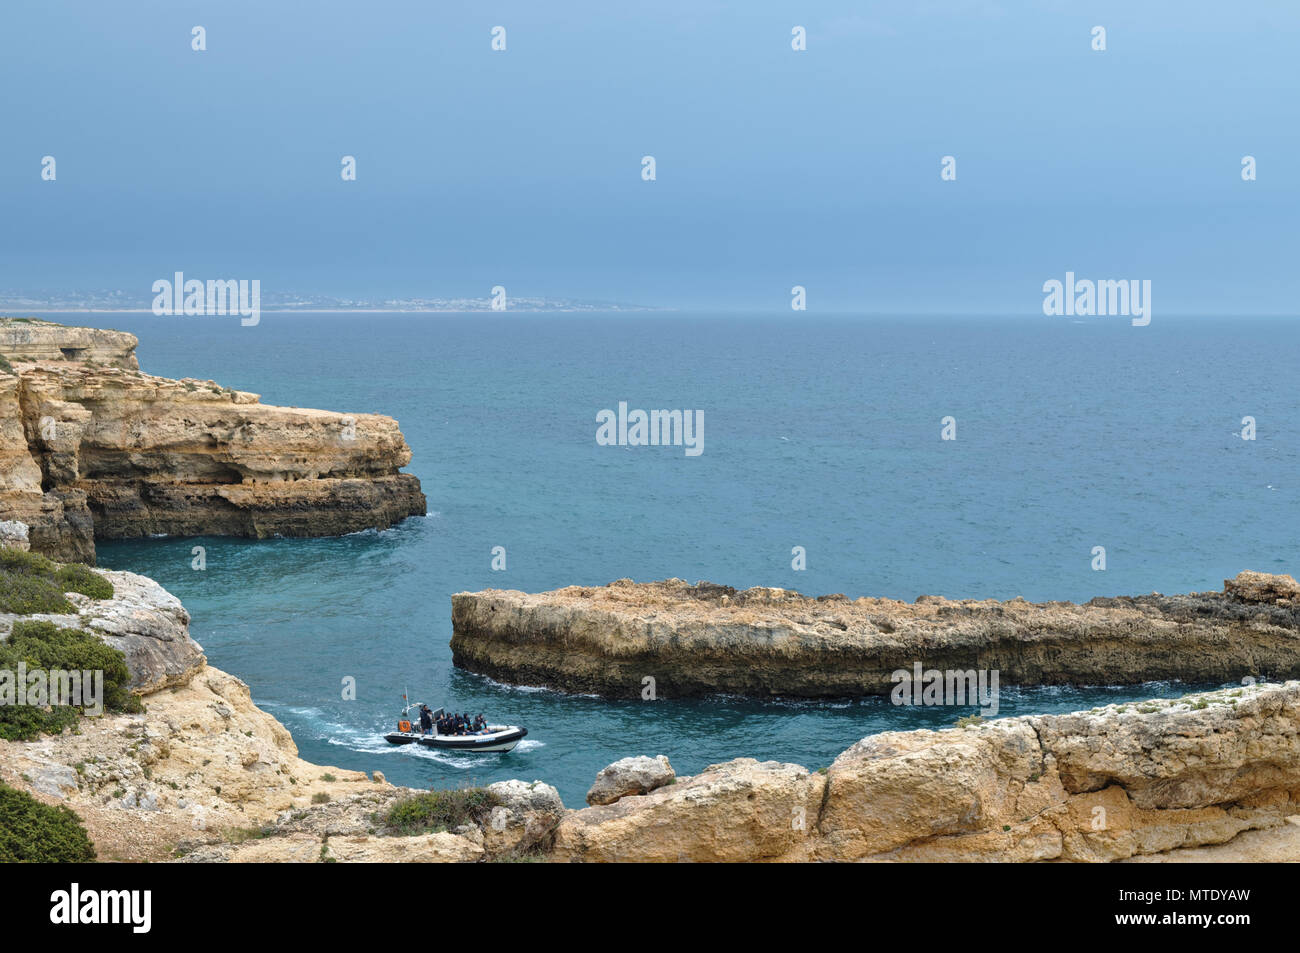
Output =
[{"x1": 52, "y1": 311, "x2": 1298, "y2": 805}]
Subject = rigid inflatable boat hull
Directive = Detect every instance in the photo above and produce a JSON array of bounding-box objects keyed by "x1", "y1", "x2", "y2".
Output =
[{"x1": 384, "y1": 726, "x2": 527, "y2": 752}]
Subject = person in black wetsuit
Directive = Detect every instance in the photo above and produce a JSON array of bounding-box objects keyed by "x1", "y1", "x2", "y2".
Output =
[{"x1": 418, "y1": 705, "x2": 433, "y2": 736}]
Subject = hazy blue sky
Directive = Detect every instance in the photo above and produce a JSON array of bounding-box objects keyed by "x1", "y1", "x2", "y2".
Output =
[{"x1": 2, "y1": 1, "x2": 1297, "y2": 312}]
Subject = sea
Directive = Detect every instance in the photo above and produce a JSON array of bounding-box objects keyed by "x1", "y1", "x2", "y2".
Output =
[{"x1": 41, "y1": 311, "x2": 1298, "y2": 805}]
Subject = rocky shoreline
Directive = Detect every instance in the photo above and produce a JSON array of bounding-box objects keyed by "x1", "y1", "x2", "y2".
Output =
[
  {"x1": 552, "y1": 681, "x2": 1300, "y2": 862},
  {"x1": 1, "y1": 538, "x2": 1298, "y2": 862},
  {"x1": 450, "y1": 575, "x2": 1300, "y2": 698},
  {"x1": 0, "y1": 318, "x2": 425, "y2": 563}
]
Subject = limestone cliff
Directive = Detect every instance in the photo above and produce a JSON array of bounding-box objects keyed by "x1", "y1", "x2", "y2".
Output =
[
  {"x1": 552, "y1": 680, "x2": 1300, "y2": 862},
  {"x1": 450, "y1": 573, "x2": 1300, "y2": 697},
  {"x1": 0, "y1": 317, "x2": 425, "y2": 563}
]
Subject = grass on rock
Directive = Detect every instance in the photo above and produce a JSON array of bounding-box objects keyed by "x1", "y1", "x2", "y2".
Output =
[
  {"x1": 376, "y1": 787, "x2": 502, "y2": 836},
  {"x1": 0, "y1": 548, "x2": 114, "y2": 614}
]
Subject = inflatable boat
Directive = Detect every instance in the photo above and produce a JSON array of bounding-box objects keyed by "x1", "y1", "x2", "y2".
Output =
[{"x1": 384, "y1": 704, "x2": 527, "y2": 753}]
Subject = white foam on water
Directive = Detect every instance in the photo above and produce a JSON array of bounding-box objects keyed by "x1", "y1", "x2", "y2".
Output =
[{"x1": 471, "y1": 672, "x2": 599, "y2": 699}]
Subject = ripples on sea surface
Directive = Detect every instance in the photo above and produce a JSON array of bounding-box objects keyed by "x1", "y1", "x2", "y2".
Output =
[{"x1": 75, "y1": 312, "x2": 1300, "y2": 804}]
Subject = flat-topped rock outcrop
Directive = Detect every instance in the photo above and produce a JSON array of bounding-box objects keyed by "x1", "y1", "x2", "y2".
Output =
[
  {"x1": 451, "y1": 573, "x2": 1300, "y2": 697},
  {"x1": 0, "y1": 318, "x2": 425, "y2": 562},
  {"x1": 0, "y1": 319, "x2": 139, "y2": 369}
]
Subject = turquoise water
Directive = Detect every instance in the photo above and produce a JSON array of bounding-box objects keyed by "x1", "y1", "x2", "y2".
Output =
[{"x1": 66, "y1": 312, "x2": 1297, "y2": 805}]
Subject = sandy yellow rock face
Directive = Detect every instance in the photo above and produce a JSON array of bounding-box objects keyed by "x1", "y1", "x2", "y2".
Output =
[
  {"x1": 0, "y1": 663, "x2": 383, "y2": 861},
  {"x1": 451, "y1": 574, "x2": 1300, "y2": 697},
  {"x1": 0, "y1": 321, "x2": 139, "y2": 369},
  {"x1": 0, "y1": 318, "x2": 425, "y2": 562},
  {"x1": 549, "y1": 681, "x2": 1300, "y2": 863},
  {"x1": 553, "y1": 759, "x2": 827, "y2": 862},
  {"x1": 813, "y1": 684, "x2": 1300, "y2": 862},
  {"x1": 186, "y1": 826, "x2": 485, "y2": 864}
]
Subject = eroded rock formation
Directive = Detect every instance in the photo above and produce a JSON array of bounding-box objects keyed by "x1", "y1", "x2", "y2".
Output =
[
  {"x1": 0, "y1": 317, "x2": 425, "y2": 562},
  {"x1": 451, "y1": 574, "x2": 1300, "y2": 697},
  {"x1": 553, "y1": 681, "x2": 1300, "y2": 862},
  {"x1": 586, "y1": 755, "x2": 676, "y2": 806}
]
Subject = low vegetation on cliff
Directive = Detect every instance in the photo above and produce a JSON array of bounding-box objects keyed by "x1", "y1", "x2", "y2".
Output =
[
  {"x1": 0, "y1": 620, "x2": 141, "y2": 741},
  {"x1": 0, "y1": 548, "x2": 114, "y2": 614},
  {"x1": 376, "y1": 787, "x2": 503, "y2": 835},
  {"x1": 0, "y1": 781, "x2": 96, "y2": 862}
]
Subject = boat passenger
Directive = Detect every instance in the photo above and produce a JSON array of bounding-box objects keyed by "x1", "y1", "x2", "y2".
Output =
[
  {"x1": 474, "y1": 714, "x2": 487, "y2": 732},
  {"x1": 418, "y1": 705, "x2": 433, "y2": 736}
]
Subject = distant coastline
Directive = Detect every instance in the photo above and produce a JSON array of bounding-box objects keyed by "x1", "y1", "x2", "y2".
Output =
[
  {"x1": 4, "y1": 307, "x2": 672, "y2": 314},
  {"x1": 0, "y1": 292, "x2": 664, "y2": 314}
]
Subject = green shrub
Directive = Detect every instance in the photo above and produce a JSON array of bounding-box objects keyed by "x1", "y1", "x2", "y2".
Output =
[
  {"x1": 54, "y1": 564, "x2": 114, "y2": 600},
  {"x1": 224, "y1": 824, "x2": 274, "y2": 844},
  {"x1": 5, "y1": 621, "x2": 141, "y2": 712},
  {"x1": 0, "y1": 549, "x2": 113, "y2": 613},
  {"x1": 0, "y1": 702, "x2": 81, "y2": 741},
  {"x1": 0, "y1": 573, "x2": 74, "y2": 615},
  {"x1": 0, "y1": 548, "x2": 59, "y2": 576},
  {"x1": 0, "y1": 354, "x2": 13, "y2": 375},
  {"x1": 377, "y1": 787, "x2": 502, "y2": 836},
  {"x1": 0, "y1": 620, "x2": 142, "y2": 741},
  {"x1": 0, "y1": 781, "x2": 95, "y2": 862}
]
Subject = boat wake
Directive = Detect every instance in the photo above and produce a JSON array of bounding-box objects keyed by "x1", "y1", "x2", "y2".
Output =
[{"x1": 258, "y1": 702, "x2": 542, "y2": 769}]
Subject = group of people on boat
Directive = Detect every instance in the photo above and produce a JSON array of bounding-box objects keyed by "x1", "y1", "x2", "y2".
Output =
[{"x1": 417, "y1": 704, "x2": 488, "y2": 736}]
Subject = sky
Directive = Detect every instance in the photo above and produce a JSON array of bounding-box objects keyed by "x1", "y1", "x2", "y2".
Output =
[{"x1": 1, "y1": 1, "x2": 1297, "y2": 313}]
